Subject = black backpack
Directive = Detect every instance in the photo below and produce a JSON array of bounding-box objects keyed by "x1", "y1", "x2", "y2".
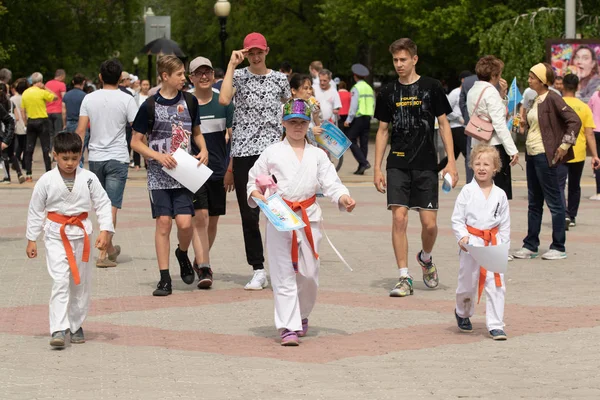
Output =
[{"x1": 146, "y1": 91, "x2": 198, "y2": 134}]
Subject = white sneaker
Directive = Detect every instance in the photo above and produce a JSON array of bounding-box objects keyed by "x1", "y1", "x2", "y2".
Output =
[
  {"x1": 513, "y1": 247, "x2": 538, "y2": 259},
  {"x1": 244, "y1": 269, "x2": 268, "y2": 290},
  {"x1": 589, "y1": 194, "x2": 600, "y2": 201},
  {"x1": 541, "y1": 249, "x2": 567, "y2": 260},
  {"x1": 508, "y1": 254, "x2": 514, "y2": 262}
]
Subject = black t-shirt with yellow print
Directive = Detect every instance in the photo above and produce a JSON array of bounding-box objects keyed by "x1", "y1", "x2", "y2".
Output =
[{"x1": 375, "y1": 77, "x2": 452, "y2": 171}]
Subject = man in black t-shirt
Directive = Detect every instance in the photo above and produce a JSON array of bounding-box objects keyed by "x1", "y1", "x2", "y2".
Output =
[{"x1": 373, "y1": 38, "x2": 459, "y2": 298}]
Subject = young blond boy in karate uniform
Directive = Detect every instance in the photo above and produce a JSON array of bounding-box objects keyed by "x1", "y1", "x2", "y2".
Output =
[
  {"x1": 451, "y1": 144, "x2": 509, "y2": 340},
  {"x1": 248, "y1": 99, "x2": 356, "y2": 346},
  {"x1": 26, "y1": 132, "x2": 114, "y2": 348}
]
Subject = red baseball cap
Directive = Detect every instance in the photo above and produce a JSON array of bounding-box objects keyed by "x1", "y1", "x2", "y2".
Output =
[{"x1": 243, "y1": 32, "x2": 268, "y2": 50}]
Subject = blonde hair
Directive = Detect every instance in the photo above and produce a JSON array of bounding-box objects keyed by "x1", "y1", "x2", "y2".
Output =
[
  {"x1": 469, "y1": 144, "x2": 502, "y2": 174},
  {"x1": 157, "y1": 55, "x2": 184, "y2": 79}
]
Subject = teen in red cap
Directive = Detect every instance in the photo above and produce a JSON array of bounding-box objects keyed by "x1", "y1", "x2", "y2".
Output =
[{"x1": 219, "y1": 32, "x2": 291, "y2": 291}]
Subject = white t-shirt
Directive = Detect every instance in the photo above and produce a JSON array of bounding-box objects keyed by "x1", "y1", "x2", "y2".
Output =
[
  {"x1": 79, "y1": 89, "x2": 138, "y2": 163},
  {"x1": 313, "y1": 84, "x2": 342, "y2": 123}
]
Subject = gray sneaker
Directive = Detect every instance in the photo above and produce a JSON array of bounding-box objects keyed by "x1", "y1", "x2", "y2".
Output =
[
  {"x1": 70, "y1": 327, "x2": 85, "y2": 344},
  {"x1": 389, "y1": 276, "x2": 414, "y2": 297},
  {"x1": 513, "y1": 247, "x2": 538, "y2": 259},
  {"x1": 541, "y1": 249, "x2": 567, "y2": 260},
  {"x1": 50, "y1": 330, "x2": 66, "y2": 348}
]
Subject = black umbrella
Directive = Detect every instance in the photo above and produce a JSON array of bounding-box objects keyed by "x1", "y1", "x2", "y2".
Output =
[{"x1": 140, "y1": 37, "x2": 185, "y2": 57}]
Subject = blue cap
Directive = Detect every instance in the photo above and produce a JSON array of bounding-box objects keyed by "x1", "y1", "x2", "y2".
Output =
[
  {"x1": 283, "y1": 99, "x2": 311, "y2": 121},
  {"x1": 351, "y1": 63, "x2": 369, "y2": 77}
]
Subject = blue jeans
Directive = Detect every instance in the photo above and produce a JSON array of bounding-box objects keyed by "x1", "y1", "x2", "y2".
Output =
[
  {"x1": 88, "y1": 159, "x2": 129, "y2": 209},
  {"x1": 523, "y1": 154, "x2": 566, "y2": 252},
  {"x1": 66, "y1": 121, "x2": 89, "y2": 167}
]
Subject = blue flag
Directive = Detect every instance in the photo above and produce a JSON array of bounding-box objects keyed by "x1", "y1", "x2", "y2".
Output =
[{"x1": 507, "y1": 77, "x2": 522, "y2": 115}]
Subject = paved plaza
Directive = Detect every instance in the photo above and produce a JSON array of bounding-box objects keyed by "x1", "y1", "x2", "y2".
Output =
[{"x1": 0, "y1": 148, "x2": 599, "y2": 399}]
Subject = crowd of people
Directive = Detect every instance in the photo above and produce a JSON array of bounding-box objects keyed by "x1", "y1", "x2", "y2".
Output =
[{"x1": 1, "y1": 32, "x2": 599, "y2": 348}]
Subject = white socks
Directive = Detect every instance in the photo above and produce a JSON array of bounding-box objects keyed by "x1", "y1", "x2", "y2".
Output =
[{"x1": 399, "y1": 268, "x2": 409, "y2": 278}]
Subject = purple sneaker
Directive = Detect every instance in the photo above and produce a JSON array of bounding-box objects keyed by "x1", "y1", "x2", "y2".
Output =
[
  {"x1": 297, "y1": 318, "x2": 309, "y2": 337},
  {"x1": 280, "y1": 329, "x2": 299, "y2": 346}
]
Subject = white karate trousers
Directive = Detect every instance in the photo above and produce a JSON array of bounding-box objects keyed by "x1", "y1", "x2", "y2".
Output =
[
  {"x1": 455, "y1": 251, "x2": 505, "y2": 331},
  {"x1": 44, "y1": 236, "x2": 92, "y2": 334},
  {"x1": 266, "y1": 221, "x2": 322, "y2": 332}
]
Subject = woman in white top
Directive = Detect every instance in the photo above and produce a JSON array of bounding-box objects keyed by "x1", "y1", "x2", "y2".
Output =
[{"x1": 467, "y1": 56, "x2": 519, "y2": 199}]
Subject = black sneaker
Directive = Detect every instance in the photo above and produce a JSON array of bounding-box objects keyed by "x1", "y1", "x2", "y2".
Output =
[
  {"x1": 70, "y1": 327, "x2": 85, "y2": 344},
  {"x1": 152, "y1": 280, "x2": 172, "y2": 296},
  {"x1": 175, "y1": 246, "x2": 195, "y2": 285},
  {"x1": 196, "y1": 266, "x2": 213, "y2": 289},
  {"x1": 489, "y1": 329, "x2": 508, "y2": 340},
  {"x1": 455, "y1": 310, "x2": 473, "y2": 333},
  {"x1": 569, "y1": 217, "x2": 576, "y2": 228}
]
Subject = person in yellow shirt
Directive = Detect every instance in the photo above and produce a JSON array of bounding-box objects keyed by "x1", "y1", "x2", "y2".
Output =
[
  {"x1": 558, "y1": 74, "x2": 600, "y2": 228},
  {"x1": 20, "y1": 72, "x2": 56, "y2": 181}
]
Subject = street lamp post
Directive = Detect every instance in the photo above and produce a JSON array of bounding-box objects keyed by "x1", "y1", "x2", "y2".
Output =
[
  {"x1": 144, "y1": 7, "x2": 155, "y2": 85},
  {"x1": 133, "y1": 56, "x2": 139, "y2": 77},
  {"x1": 214, "y1": 0, "x2": 231, "y2": 70}
]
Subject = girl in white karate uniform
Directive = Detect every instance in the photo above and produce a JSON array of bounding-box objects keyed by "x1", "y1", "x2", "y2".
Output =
[
  {"x1": 26, "y1": 132, "x2": 114, "y2": 348},
  {"x1": 248, "y1": 99, "x2": 356, "y2": 346},
  {"x1": 451, "y1": 144, "x2": 510, "y2": 340}
]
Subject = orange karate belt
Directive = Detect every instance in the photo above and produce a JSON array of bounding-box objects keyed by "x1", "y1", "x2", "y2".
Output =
[
  {"x1": 466, "y1": 224, "x2": 502, "y2": 304},
  {"x1": 283, "y1": 195, "x2": 319, "y2": 273},
  {"x1": 46, "y1": 212, "x2": 90, "y2": 285}
]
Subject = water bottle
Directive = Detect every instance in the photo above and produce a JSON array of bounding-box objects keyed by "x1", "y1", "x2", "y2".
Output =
[{"x1": 442, "y1": 173, "x2": 453, "y2": 193}]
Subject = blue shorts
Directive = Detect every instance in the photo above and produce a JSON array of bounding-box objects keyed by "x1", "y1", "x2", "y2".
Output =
[
  {"x1": 88, "y1": 160, "x2": 129, "y2": 209},
  {"x1": 150, "y1": 188, "x2": 195, "y2": 219}
]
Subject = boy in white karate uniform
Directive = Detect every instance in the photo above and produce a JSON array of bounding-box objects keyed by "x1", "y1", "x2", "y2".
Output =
[
  {"x1": 248, "y1": 99, "x2": 356, "y2": 346},
  {"x1": 451, "y1": 144, "x2": 509, "y2": 340},
  {"x1": 26, "y1": 132, "x2": 114, "y2": 348}
]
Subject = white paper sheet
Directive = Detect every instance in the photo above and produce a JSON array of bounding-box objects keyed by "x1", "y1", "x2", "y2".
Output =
[
  {"x1": 465, "y1": 242, "x2": 509, "y2": 273},
  {"x1": 161, "y1": 148, "x2": 213, "y2": 193}
]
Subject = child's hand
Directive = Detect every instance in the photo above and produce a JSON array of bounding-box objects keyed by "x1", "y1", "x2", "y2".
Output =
[
  {"x1": 95, "y1": 231, "x2": 110, "y2": 251},
  {"x1": 157, "y1": 153, "x2": 177, "y2": 169},
  {"x1": 459, "y1": 236, "x2": 470, "y2": 252},
  {"x1": 312, "y1": 126, "x2": 324, "y2": 136},
  {"x1": 26, "y1": 240, "x2": 37, "y2": 258},
  {"x1": 339, "y1": 194, "x2": 356, "y2": 212},
  {"x1": 250, "y1": 190, "x2": 268, "y2": 204}
]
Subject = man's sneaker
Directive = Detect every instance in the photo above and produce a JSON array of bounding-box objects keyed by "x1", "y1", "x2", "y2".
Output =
[
  {"x1": 455, "y1": 310, "x2": 473, "y2": 333},
  {"x1": 107, "y1": 245, "x2": 121, "y2": 262},
  {"x1": 590, "y1": 194, "x2": 600, "y2": 201},
  {"x1": 50, "y1": 330, "x2": 66, "y2": 348},
  {"x1": 25, "y1": 175, "x2": 33, "y2": 182},
  {"x1": 508, "y1": 254, "x2": 514, "y2": 262},
  {"x1": 152, "y1": 280, "x2": 172, "y2": 296},
  {"x1": 569, "y1": 217, "x2": 576, "y2": 227},
  {"x1": 175, "y1": 246, "x2": 195, "y2": 285},
  {"x1": 541, "y1": 249, "x2": 567, "y2": 260},
  {"x1": 1, "y1": 178, "x2": 10, "y2": 184},
  {"x1": 18, "y1": 175, "x2": 25, "y2": 184},
  {"x1": 297, "y1": 318, "x2": 309, "y2": 337},
  {"x1": 280, "y1": 329, "x2": 300, "y2": 346},
  {"x1": 513, "y1": 248, "x2": 538, "y2": 259},
  {"x1": 565, "y1": 217, "x2": 570, "y2": 231},
  {"x1": 70, "y1": 327, "x2": 85, "y2": 344},
  {"x1": 489, "y1": 329, "x2": 508, "y2": 340},
  {"x1": 196, "y1": 266, "x2": 213, "y2": 289},
  {"x1": 244, "y1": 269, "x2": 268, "y2": 290},
  {"x1": 389, "y1": 276, "x2": 414, "y2": 297},
  {"x1": 417, "y1": 251, "x2": 439, "y2": 289}
]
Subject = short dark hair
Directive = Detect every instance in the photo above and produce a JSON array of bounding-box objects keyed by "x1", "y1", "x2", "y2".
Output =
[
  {"x1": 14, "y1": 78, "x2": 29, "y2": 94},
  {"x1": 72, "y1": 73, "x2": 86, "y2": 86},
  {"x1": 54, "y1": 132, "x2": 82, "y2": 154},
  {"x1": 280, "y1": 61, "x2": 293, "y2": 73},
  {"x1": 389, "y1": 38, "x2": 417, "y2": 57},
  {"x1": 100, "y1": 59, "x2": 123, "y2": 85},
  {"x1": 213, "y1": 68, "x2": 224, "y2": 79},
  {"x1": 554, "y1": 75, "x2": 564, "y2": 82},
  {"x1": 475, "y1": 55, "x2": 504, "y2": 82},
  {"x1": 562, "y1": 73, "x2": 579, "y2": 92}
]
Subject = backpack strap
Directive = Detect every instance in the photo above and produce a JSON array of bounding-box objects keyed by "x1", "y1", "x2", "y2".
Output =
[
  {"x1": 146, "y1": 95, "x2": 156, "y2": 134},
  {"x1": 182, "y1": 91, "x2": 198, "y2": 126}
]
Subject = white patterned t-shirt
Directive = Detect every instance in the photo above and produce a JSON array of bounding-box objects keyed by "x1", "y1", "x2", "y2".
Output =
[{"x1": 230, "y1": 68, "x2": 291, "y2": 157}]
